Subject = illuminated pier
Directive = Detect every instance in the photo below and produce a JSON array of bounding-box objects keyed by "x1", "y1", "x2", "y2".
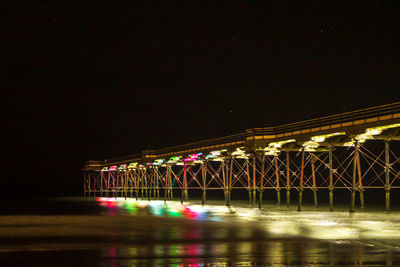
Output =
[{"x1": 84, "y1": 102, "x2": 400, "y2": 212}]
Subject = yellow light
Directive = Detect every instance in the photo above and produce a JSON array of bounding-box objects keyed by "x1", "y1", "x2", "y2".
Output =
[
  {"x1": 302, "y1": 141, "x2": 319, "y2": 151},
  {"x1": 355, "y1": 124, "x2": 400, "y2": 141},
  {"x1": 263, "y1": 139, "x2": 295, "y2": 155},
  {"x1": 311, "y1": 132, "x2": 346, "y2": 143},
  {"x1": 232, "y1": 147, "x2": 250, "y2": 159}
]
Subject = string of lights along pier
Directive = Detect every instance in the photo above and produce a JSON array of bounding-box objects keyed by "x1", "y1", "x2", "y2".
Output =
[{"x1": 84, "y1": 102, "x2": 400, "y2": 213}]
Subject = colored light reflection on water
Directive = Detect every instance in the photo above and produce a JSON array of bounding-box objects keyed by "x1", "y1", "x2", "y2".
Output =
[
  {"x1": 94, "y1": 198, "x2": 400, "y2": 242},
  {"x1": 3, "y1": 198, "x2": 400, "y2": 266},
  {"x1": 95, "y1": 197, "x2": 220, "y2": 221}
]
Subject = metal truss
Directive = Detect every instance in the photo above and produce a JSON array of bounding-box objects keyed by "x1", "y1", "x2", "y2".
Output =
[{"x1": 84, "y1": 139, "x2": 399, "y2": 213}]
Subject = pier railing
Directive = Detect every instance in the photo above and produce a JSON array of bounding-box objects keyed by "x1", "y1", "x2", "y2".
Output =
[{"x1": 247, "y1": 102, "x2": 400, "y2": 136}]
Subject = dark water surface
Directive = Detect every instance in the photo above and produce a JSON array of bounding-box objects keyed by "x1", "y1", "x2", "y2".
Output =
[{"x1": 1, "y1": 197, "x2": 400, "y2": 266}]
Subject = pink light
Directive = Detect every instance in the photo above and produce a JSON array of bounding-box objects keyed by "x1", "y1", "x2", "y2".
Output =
[
  {"x1": 107, "y1": 202, "x2": 117, "y2": 208},
  {"x1": 185, "y1": 153, "x2": 202, "y2": 162},
  {"x1": 182, "y1": 206, "x2": 199, "y2": 218},
  {"x1": 96, "y1": 197, "x2": 110, "y2": 202},
  {"x1": 109, "y1": 247, "x2": 117, "y2": 258}
]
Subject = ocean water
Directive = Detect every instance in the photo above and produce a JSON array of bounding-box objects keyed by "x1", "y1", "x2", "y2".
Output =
[{"x1": 1, "y1": 197, "x2": 400, "y2": 266}]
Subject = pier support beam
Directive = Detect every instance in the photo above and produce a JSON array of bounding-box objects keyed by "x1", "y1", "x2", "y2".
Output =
[
  {"x1": 329, "y1": 147, "x2": 334, "y2": 211},
  {"x1": 350, "y1": 142, "x2": 358, "y2": 213},
  {"x1": 311, "y1": 153, "x2": 318, "y2": 208},
  {"x1": 143, "y1": 170, "x2": 147, "y2": 200},
  {"x1": 169, "y1": 168, "x2": 173, "y2": 200},
  {"x1": 134, "y1": 170, "x2": 139, "y2": 200},
  {"x1": 297, "y1": 150, "x2": 304, "y2": 212},
  {"x1": 125, "y1": 172, "x2": 128, "y2": 200},
  {"x1": 222, "y1": 162, "x2": 228, "y2": 206},
  {"x1": 100, "y1": 172, "x2": 104, "y2": 197},
  {"x1": 156, "y1": 167, "x2": 160, "y2": 199},
  {"x1": 275, "y1": 156, "x2": 281, "y2": 206},
  {"x1": 246, "y1": 159, "x2": 252, "y2": 204},
  {"x1": 286, "y1": 151, "x2": 290, "y2": 208},
  {"x1": 113, "y1": 172, "x2": 116, "y2": 199},
  {"x1": 385, "y1": 140, "x2": 391, "y2": 214},
  {"x1": 259, "y1": 154, "x2": 264, "y2": 209},
  {"x1": 182, "y1": 162, "x2": 188, "y2": 204},
  {"x1": 148, "y1": 169, "x2": 152, "y2": 201},
  {"x1": 152, "y1": 168, "x2": 156, "y2": 200},
  {"x1": 252, "y1": 156, "x2": 257, "y2": 208},
  {"x1": 356, "y1": 145, "x2": 365, "y2": 211},
  {"x1": 164, "y1": 166, "x2": 169, "y2": 203},
  {"x1": 202, "y1": 161, "x2": 207, "y2": 206},
  {"x1": 140, "y1": 169, "x2": 144, "y2": 200},
  {"x1": 350, "y1": 189, "x2": 356, "y2": 213},
  {"x1": 228, "y1": 157, "x2": 233, "y2": 207},
  {"x1": 107, "y1": 171, "x2": 111, "y2": 198}
]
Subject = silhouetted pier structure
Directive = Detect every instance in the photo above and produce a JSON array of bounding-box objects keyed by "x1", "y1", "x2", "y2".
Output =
[{"x1": 84, "y1": 102, "x2": 400, "y2": 212}]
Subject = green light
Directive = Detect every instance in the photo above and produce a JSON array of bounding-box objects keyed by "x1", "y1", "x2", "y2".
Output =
[
  {"x1": 128, "y1": 162, "x2": 138, "y2": 169},
  {"x1": 124, "y1": 201, "x2": 138, "y2": 214},
  {"x1": 165, "y1": 205, "x2": 182, "y2": 217}
]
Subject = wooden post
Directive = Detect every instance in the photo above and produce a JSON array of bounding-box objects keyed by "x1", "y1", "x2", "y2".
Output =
[
  {"x1": 297, "y1": 150, "x2": 304, "y2": 212},
  {"x1": 107, "y1": 171, "x2": 111, "y2": 197},
  {"x1": 100, "y1": 171, "x2": 104, "y2": 197},
  {"x1": 135, "y1": 169, "x2": 139, "y2": 200},
  {"x1": 228, "y1": 157, "x2": 233, "y2": 206},
  {"x1": 140, "y1": 169, "x2": 144, "y2": 200},
  {"x1": 202, "y1": 161, "x2": 207, "y2": 205},
  {"x1": 112, "y1": 171, "x2": 118, "y2": 198},
  {"x1": 164, "y1": 166, "x2": 168, "y2": 203},
  {"x1": 253, "y1": 156, "x2": 257, "y2": 207},
  {"x1": 169, "y1": 166, "x2": 173, "y2": 200},
  {"x1": 311, "y1": 153, "x2": 318, "y2": 208},
  {"x1": 275, "y1": 156, "x2": 281, "y2": 205},
  {"x1": 156, "y1": 167, "x2": 160, "y2": 199},
  {"x1": 286, "y1": 151, "x2": 290, "y2": 208},
  {"x1": 144, "y1": 168, "x2": 151, "y2": 201},
  {"x1": 182, "y1": 162, "x2": 187, "y2": 204},
  {"x1": 385, "y1": 140, "x2": 390, "y2": 213},
  {"x1": 222, "y1": 161, "x2": 227, "y2": 205},
  {"x1": 259, "y1": 154, "x2": 264, "y2": 209},
  {"x1": 124, "y1": 171, "x2": 127, "y2": 199},
  {"x1": 329, "y1": 147, "x2": 334, "y2": 211},
  {"x1": 246, "y1": 159, "x2": 252, "y2": 203},
  {"x1": 131, "y1": 170, "x2": 135, "y2": 199},
  {"x1": 350, "y1": 142, "x2": 357, "y2": 213},
  {"x1": 356, "y1": 146, "x2": 365, "y2": 211},
  {"x1": 152, "y1": 168, "x2": 156, "y2": 200}
]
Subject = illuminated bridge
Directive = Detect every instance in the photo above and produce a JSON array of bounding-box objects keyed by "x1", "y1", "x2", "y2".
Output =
[{"x1": 84, "y1": 102, "x2": 400, "y2": 212}]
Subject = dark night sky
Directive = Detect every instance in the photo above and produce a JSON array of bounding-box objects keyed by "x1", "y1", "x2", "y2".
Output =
[{"x1": 2, "y1": 1, "x2": 400, "y2": 196}]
